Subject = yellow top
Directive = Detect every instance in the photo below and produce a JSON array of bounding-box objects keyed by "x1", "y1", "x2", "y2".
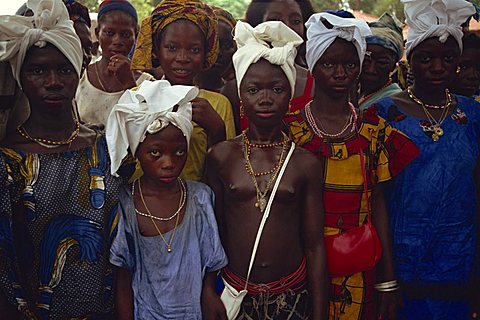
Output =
[{"x1": 180, "y1": 89, "x2": 235, "y2": 181}]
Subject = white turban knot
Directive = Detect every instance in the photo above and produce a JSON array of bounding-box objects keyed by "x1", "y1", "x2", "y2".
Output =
[{"x1": 106, "y1": 80, "x2": 198, "y2": 176}]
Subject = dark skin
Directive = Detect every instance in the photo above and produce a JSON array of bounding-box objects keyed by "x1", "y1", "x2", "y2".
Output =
[
  {"x1": 359, "y1": 44, "x2": 397, "y2": 97},
  {"x1": 0, "y1": 44, "x2": 96, "y2": 152},
  {"x1": 449, "y1": 47, "x2": 480, "y2": 97},
  {"x1": 88, "y1": 10, "x2": 141, "y2": 93},
  {"x1": 114, "y1": 125, "x2": 225, "y2": 320},
  {"x1": 196, "y1": 20, "x2": 236, "y2": 92},
  {"x1": 207, "y1": 59, "x2": 327, "y2": 319},
  {"x1": 156, "y1": 19, "x2": 225, "y2": 146},
  {"x1": 0, "y1": 44, "x2": 96, "y2": 317},
  {"x1": 311, "y1": 38, "x2": 398, "y2": 318},
  {"x1": 390, "y1": 36, "x2": 480, "y2": 318}
]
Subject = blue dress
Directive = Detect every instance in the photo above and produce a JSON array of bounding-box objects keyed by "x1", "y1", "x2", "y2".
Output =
[
  {"x1": 110, "y1": 180, "x2": 227, "y2": 320},
  {"x1": 374, "y1": 96, "x2": 480, "y2": 319}
]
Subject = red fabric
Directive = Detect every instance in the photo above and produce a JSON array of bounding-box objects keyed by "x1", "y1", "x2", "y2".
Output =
[{"x1": 221, "y1": 257, "x2": 307, "y2": 295}]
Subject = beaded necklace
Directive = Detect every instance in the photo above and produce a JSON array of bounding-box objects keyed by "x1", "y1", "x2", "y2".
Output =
[
  {"x1": 358, "y1": 79, "x2": 392, "y2": 106},
  {"x1": 242, "y1": 131, "x2": 289, "y2": 212},
  {"x1": 305, "y1": 100, "x2": 357, "y2": 139},
  {"x1": 17, "y1": 120, "x2": 80, "y2": 148}
]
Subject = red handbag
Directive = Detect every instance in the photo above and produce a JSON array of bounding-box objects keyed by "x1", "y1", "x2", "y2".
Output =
[{"x1": 325, "y1": 149, "x2": 383, "y2": 278}]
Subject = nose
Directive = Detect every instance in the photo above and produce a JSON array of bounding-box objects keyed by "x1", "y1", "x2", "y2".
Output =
[
  {"x1": 333, "y1": 64, "x2": 347, "y2": 79},
  {"x1": 258, "y1": 89, "x2": 273, "y2": 106},
  {"x1": 175, "y1": 49, "x2": 190, "y2": 64},
  {"x1": 44, "y1": 70, "x2": 63, "y2": 89},
  {"x1": 431, "y1": 58, "x2": 445, "y2": 74},
  {"x1": 161, "y1": 155, "x2": 175, "y2": 170}
]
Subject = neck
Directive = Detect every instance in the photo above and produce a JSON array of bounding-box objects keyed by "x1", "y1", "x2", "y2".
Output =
[
  {"x1": 411, "y1": 83, "x2": 448, "y2": 105},
  {"x1": 361, "y1": 79, "x2": 391, "y2": 97},
  {"x1": 312, "y1": 91, "x2": 351, "y2": 117},
  {"x1": 245, "y1": 126, "x2": 285, "y2": 145},
  {"x1": 139, "y1": 175, "x2": 180, "y2": 196},
  {"x1": 23, "y1": 108, "x2": 77, "y2": 139}
]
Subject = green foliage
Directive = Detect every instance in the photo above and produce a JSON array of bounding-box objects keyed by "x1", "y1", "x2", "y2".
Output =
[
  {"x1": 203, "y1": 0, "x2": 248, "y2": 19},
  {"x1": 77, "y1": 0, "x2": 155, "y2": 21}
]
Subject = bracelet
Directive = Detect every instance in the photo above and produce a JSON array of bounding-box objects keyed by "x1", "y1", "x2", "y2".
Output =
[{"x1": 374, "y1": 280, "x2": 399, "y2": 292}]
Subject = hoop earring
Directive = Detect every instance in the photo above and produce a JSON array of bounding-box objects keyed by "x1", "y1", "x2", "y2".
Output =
[{"x1": 456, "y1": 66, "x2": 461, "y2": 74}]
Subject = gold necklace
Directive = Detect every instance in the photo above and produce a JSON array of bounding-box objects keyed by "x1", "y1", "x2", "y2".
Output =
[
  {"x1": 137, "y1": 178, "x2": 183, "y2": 252},
  {"x1": 94, "y1": 62, "x2": 107, "y2": 92},
  {"x1": 17, "y1": 121, "x2": 80, "y2": 148},
  {"x1": 407, "y1": 86, "x2": 453, "y2": 109},
  {"x1": 132, "y1": 178, "x2": 186, "y2": 221},
  {"x1": 243, "y1": 132, "x2": 288, "y2": 212}
]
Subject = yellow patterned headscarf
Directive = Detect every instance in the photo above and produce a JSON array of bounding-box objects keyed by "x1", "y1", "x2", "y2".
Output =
[{"x1": 131, "y1": 0, "x2": 219, "y2": 71}]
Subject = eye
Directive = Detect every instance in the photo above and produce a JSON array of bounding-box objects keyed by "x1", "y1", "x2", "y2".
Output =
[
  {"x1": 322, "y1": 62, "x2": 334, "y2": 68},
  {"x1": 247, "y1": 87, "x2": 259, "y2": 94},
  {"x1": 121, "y1": 32, "x2": 131, "y2": 38},
  {"x1": 191, "y1": 47, "x2": 201, "y2": 54},
  {"x1": 420, "y1": 56, "x2": 431, "y2": 63},
  {"x1": 29, "y1": 67, "x2": 45, "y2": 75},
  {"x1": 175, "y1": 149, "x2": 186, "y2": 157},
  {"x1": 168, "y1": 44, "x2": 176, "y2": 52},
  {"x1": 105, "y1": 30, "x2": 114, "y2": 37},
  {"x1": 293, "y1": 19, "x2": 302, "y2": 25},
  {"x1": 346, "y1": 63, "x2": 357, "y2": 69},
  {"x1": 273, "y1": 86, "x2": 285, "y2": 94},
  {"x1": 59, "y1": 66, "x2": 75, "y2": 75},
  {"x1": 444, "y1": 55, "x2": 455, "y2": 63},
  {"x1": 150, "y1": 150, "x2": 160, "y2": 157}
]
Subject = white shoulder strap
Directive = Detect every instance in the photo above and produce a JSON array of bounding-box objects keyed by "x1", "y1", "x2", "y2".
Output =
[{"x1": 243, "y1": 142, "x2": 296, "y2": 289}]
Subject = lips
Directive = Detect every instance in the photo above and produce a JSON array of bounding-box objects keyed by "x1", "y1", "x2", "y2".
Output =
[
  {"x1": 43, "y1": 95, "x2": 66, "y2": 105},
  {"x1": 256, "y1": 111, "x2": 276, "y2": 118},
  {"x1": 159, "y1": 177, "x2": 177, "y2": 184}
]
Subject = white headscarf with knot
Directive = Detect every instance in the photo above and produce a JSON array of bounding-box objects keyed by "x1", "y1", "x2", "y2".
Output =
[
  {"x1": 305, "y1": 12, "x2": 372, "y2": 71},
  {"x1": 106, "y1": 80, "x2": 198, "y2": 176},
  {"x1": 403, "y1": 0, "x2": 475, "y2": 57},
  {"x1": 232, "y1": 20, "x2": 303, "y2": 98},
  {"x1": 0, "y1": 0, "x2": 83, "y2": 88}
]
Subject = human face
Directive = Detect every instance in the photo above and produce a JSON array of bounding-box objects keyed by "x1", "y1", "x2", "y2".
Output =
[
  {"x1": 74, "y1": 21, "x2": 93, "y2": 72},
  {"x1": 210, "y1": 21, "x2": 235, "y2": 76},
  {"x1": 313, "y1": 38, "x2": 360, "y2": 98},
  {"x1": 157, "y1": 20, "x2": 206, "y2": 85},
  {"x1": 263, "y1": 0, "x2": 304, "y2": 38},
  {"x1": 96, "y1": 10, "x2": 136, "y2": 59},
  {"x1": 240, "y1": 59, "x2": 291, "y2": 128},
  {"x1": 360, "y1": 44, "x2": 396, "y2": 91},
  {"x1": 450, "y1": 47, "x2": 480, "y2": 97},
  {"x1": 20, "y1": 44, "x2": 79, "y2": 114},
  {"x1": 409, "y1": 36, "x2": 460, "y2": 91},
  {"x1": 136, "y1": 125, "x2": 188, "y2": 185}
]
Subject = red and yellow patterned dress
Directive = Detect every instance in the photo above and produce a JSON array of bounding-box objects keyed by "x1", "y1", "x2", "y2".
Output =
[{"x1": 284, "y1": 107, "x2": 419, "y2": 319}]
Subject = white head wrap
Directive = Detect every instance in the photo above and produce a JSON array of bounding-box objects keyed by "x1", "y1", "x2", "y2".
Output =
[
  {"x1": 232, "y1": 20, "x2": 303, "y2": 98},
  {"x1": 0, "y1": 0, "x2": 83, "y2": 88},
  {"x1": 106, "y1": 80, "x2": 198, "y2": 176},
  {"x1": 403, "y1": 0, "x2": 475, "y2": 56},
  {"x1": 305, "y1": 12, "x2": 372, "y2": 71}
]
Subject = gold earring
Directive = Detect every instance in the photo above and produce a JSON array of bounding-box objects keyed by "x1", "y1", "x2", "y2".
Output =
[
  {"x1": 239, "y1": 100, "x2": 244, "y2": 118},
  {"x1": 456, "y1": 66, "x2": 461, "y2": 74}
]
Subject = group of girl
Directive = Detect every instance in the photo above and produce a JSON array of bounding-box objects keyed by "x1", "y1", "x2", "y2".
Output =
[{"x1": 0, "y1": 0, "x2": 479, "y2": 319}]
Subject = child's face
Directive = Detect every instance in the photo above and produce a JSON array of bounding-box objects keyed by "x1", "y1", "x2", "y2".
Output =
[
  {"x1": 312, "y1": 38, "x2": 360, "y2": 98},
  {"x1": 136, "y1": 124, "x2": 188, "y2": 185},
  {"x1": 96, "y1": 10, "x2": 136, "y2": 60},
  {"x1": 263, "y1": 0, "x2": 304, "y2": 39},
  {"x1": 239, "y1": 59, "x2": 291, "y2": 128},
  {"x1": 157, "y1": 20, "x2": 206, "y2": 85}
]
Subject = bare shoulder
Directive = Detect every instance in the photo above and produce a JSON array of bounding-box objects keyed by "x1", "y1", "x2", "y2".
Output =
[{"x1": 207, "y1": 135, "x2": 242, "y2": 161}]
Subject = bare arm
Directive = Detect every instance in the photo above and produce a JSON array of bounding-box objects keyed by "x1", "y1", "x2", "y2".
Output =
[
  {"x1": 302, "y1": 155, "x2": 328, "y2": 319},
  {"x1": 205, "y1": 147, "x2": 227, "y2": 241},
  {"x1": 201, "y1": 272, "x2": 227, "y2": 320},
  {"x1": 372, "y1": 182, "x2": 399, "y2": 319},
  {"x1": 192, "y1": 98, "x2": 226, "y2": 147},
  {"x1": 114, "y1": 266, "x2": 134, "y2": 320}
]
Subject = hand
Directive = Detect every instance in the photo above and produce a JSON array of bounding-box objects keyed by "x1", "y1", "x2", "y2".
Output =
[
  {"x1": 191, "y1": 97, "x2": 226, "y2": 145},
  {"x1": 377, "y1": 290, "x2": 401, "y2": 320},
  {"x1": 107, "y1": 54, "x2": 137, "y2": 90},
  {"x1": 201, "y1": 288, "x2": 227, "y2": 320}
]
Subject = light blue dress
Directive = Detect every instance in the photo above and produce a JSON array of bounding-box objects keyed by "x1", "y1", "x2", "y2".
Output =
[{"x1": 110, "y1": 181, "x2": 227, "y2": 320}]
